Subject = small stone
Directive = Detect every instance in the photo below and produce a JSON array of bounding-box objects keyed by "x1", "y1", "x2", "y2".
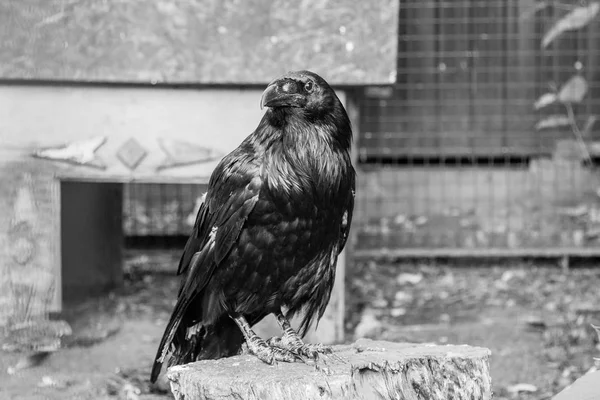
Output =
[
  {"x1": 390, "y1": 307, "x2": 406, "y2": 318},
  {"x1": 371, "y1": 298, "x2": 388, "y2": 309},
  {"x1": 396, "y1": 273, "x2": 423, "y2": 285},
  {"x1": 439, "y1": 313, "x2": 451, "y2": 323},
  {"x1": 393, "y1": 291, "x2": 412, "y2": 305}
]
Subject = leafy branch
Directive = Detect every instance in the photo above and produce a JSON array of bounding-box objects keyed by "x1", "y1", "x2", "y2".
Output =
[{"x1": 532, "y1": 1, "x2": 599, "y2": 163}]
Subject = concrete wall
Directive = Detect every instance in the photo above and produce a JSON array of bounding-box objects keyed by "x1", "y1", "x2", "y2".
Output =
[
  {"x1": 0, "y1": 84, "x2": 268, "y2": 319},
  {"x1": 0, "y1": 85, "x2": 267, "y2": 180}
]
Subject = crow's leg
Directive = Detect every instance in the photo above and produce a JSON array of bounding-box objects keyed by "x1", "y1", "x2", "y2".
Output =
[
  {"x1": 266, "y1": 311, "x2": 333, "y2": 360},
  {"x1": 231, "y1": 314, "x2": 297, "y2": 364}
]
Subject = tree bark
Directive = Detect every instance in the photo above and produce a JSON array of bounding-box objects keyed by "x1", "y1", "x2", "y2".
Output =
[{"x1": 167, "y1": 339, "x2": 492, "y2": 400}]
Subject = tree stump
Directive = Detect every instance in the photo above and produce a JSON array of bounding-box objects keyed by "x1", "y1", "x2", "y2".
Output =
[{"x1": 167, "y1": 339, "x2": 492, "y2": 400}]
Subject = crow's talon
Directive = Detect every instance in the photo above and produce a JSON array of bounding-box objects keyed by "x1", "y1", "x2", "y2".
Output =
[
  {"x1": 268, "y1": 339, "x2": 341, "y2": 366},
  {"x1": 251, "y1": 344, "x2": 275, "y2": 365},
  {"x1": 296, "y1": 343, "x2": 333, "y2": 360},
  {"x1": 300, "y1": 356, "x2": 314, "y2": 365},
  {"x1": 271, "y1": 346, "x2": 299, "y2": 363},
  {"x1": 245, "y1": 337, "x2": 299, "y2": 365}
]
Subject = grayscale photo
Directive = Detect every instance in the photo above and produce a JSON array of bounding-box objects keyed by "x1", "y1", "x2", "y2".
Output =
[{"x1": 0, "y1": 1, "x2": 599, "y2": 399}]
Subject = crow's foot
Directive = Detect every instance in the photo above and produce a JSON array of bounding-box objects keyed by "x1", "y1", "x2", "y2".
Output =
[
  {"x1": 267, "y1": 311, "x2": 346, "y2": 374},
  {"x1": 232, "y1": 314, "x2": 298, "y2": 365},
  {"x1": 266, "y1": 336, "x2": 333, "y2": 360},
  {"x1": 246, "y1": 335, "x2": 298, "y2": 364}
]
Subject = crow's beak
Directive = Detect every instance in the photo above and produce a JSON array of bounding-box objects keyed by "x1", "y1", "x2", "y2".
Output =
[{"x1": 260, "y1": 79, "x2": 307, "y2": 110}]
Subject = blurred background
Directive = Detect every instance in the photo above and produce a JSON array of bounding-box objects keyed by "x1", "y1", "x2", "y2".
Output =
[{"x1": 1, "y1": 1, "x2": 599, "y2": 399}]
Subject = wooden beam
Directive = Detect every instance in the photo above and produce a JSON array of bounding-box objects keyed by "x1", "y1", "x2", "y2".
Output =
[{"x1": 354, "y1": 247, "x2": 600, "y2": 259}]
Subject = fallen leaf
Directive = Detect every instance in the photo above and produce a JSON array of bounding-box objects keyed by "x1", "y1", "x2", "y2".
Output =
[
  {"x1": 121, "y1": 382, "x2": 141, "y2": 400},
  {"x1": 501, "y1": 270, "x2": 515, "y2": 282},
  {"x1": 507, "y1": 383, "x2": 538, "y2": 394},
  {"x1": 393, "y1": 290, "x2": 412, "y2": 304},
  {"x1": 414, "y1": 216, "x2": 428, "y2": 226},
  {"x1": 559, "y1": 204, "x2": 588, "y2": 218},
  {"x1": 38, "y1": 375, "x2": 72, "y2": 389},
  {"x1": 390, "y1": 307, "x2": 406, "y2": 317},
  {"x1": 396, "y1": 272, "x2": 423, "y2": 285}
]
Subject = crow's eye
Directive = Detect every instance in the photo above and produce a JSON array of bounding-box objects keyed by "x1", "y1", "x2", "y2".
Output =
[{"x1": 304, "y1": 80, "x2": 314, "y2": 93}]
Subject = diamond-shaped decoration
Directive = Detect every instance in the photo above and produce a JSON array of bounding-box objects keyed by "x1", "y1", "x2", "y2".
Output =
[{"x1": 116, "y1": 138, "x2": 148, "y2": 170}]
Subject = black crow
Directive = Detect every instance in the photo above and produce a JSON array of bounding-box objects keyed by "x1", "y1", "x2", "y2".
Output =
[{"x1": 151, "y1": 70, "x2": 355, "y2": 382}]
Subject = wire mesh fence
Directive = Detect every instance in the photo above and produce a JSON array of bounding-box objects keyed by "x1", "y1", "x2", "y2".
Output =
[
  {"x1": 354, "y1": 0, "x2": 600, "y2": 255},
  {"x1": 123, "y1": 183, "x2": 207, "y2": 239},
  {"x1": 119, "y1": 1, "x2": 600, "y2": 257}
]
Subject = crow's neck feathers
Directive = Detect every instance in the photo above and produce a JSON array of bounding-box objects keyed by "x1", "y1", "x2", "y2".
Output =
[{"x1": 251, "y1": 105, "x2": 352, "y2": 201}]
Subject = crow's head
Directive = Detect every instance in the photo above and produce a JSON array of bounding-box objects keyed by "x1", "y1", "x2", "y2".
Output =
[
  {"x1": 260, "y1": 70, "x2": 351, "y2": 147},
  {"x1": 261, "y1": 71, "x2": 342, "y2": 117}
]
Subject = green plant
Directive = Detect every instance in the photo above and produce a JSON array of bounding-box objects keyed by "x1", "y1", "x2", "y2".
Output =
[{"x1": 530, "y1": 1, "x2": 599, "y2": 163}]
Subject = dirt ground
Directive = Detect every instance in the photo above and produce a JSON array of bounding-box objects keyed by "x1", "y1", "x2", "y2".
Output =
[
  {"x1": 347, "y1": 258, "x2": 600, "y2": 400},
  {"x1": 0, "y1": 250, "x2": 181, "y2": 400},
  {"x1": 1, "y1": 251, "x2": 599, "y2": 400}
]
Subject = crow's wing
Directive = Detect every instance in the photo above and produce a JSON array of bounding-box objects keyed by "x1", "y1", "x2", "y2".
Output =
[
  {"x1": 177, "y1": 153, "x2": 261, "y2": 276},
  {"x1": 151, "y1": 151, "x2": 261, "y2": 381},
  {"x1": 294, "y1": 172, "x2": 355, "y2": 336}
]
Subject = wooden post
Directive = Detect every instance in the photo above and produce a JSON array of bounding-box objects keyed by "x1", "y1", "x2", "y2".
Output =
[{"x1": 167, "y1": 339, "x2": 492, "y2": 400}]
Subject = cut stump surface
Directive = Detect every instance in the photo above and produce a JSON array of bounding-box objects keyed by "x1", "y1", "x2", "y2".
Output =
[{"x1": 167, "y1": 338, "x2": 492, "y2": 400}]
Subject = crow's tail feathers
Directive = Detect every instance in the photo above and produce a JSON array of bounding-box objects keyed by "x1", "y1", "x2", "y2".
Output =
[
  {"x1": 150, "y1": 313, "x2": 246, "y2": 383},
  {"x1": 150, "y1": 298, "x2": 188, "y2": 383}
]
